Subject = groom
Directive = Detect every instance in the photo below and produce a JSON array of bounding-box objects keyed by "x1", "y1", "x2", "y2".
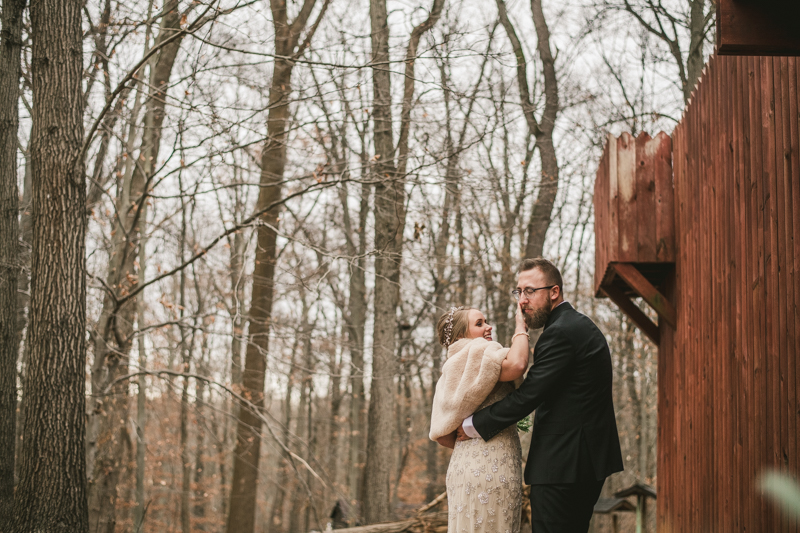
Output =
[{"x1": 458, "y1": 258, "x2": 623, "y2": 533}]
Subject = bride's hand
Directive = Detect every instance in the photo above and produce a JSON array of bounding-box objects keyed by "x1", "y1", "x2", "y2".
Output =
[{"x1": 436, "y1": 431, "x2": 457, "y2": 449}]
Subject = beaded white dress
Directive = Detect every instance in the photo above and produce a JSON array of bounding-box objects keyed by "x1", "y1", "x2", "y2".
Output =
[{"x1": 446, "y1": 381, "x2": 523, "y2": 533}]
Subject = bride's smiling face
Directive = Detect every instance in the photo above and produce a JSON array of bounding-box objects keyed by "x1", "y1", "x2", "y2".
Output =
[{"x1": 466, "y1": 310, "x2": 493, "y2": 341}]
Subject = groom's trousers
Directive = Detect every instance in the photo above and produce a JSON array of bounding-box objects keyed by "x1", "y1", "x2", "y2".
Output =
[
  {"x1": 529, "y1": 435, "x2": 605, "y2": 533},
  {"x1": 530, "y1": 478, "x2": 604, "y2": 533}
]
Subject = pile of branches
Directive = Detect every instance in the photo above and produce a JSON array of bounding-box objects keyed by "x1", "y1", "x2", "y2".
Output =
[{"x1": 331, "y1": 492, "x2": 448, "y2": 533}]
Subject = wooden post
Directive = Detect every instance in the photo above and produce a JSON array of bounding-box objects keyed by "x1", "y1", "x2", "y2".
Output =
[
  {"x1": 635, "y1": 494, "x2": 643, "y2": 533},
  {"x1": 641, "y1": 496, "x2": 648, "y2": 532}
]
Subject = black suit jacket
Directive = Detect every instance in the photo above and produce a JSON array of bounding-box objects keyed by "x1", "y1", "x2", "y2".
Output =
[{"x1": 472, "y1": 302, "x2": 623, "y2": 485}]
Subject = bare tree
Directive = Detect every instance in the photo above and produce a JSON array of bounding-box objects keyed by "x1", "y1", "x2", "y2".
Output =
[
  {"x1": 363, "y1": 0, "x2": 444, "y2": 522},
  {"x1": 0, "y1": 0, "x2": 26, "y2": 525},
  {"x1": 133, "y1": 236, "x2": 148, "y2": 531},
  {"x1": 608, "y1": 0, "x2": 714, "y2": 103},
  {"x1": 418, "y1": 24, "x2": 495, "y2": 498},
  {"x1": 226, "y1": 2, "x2": 329, "y2": 531},
  {"x1": 177, "y1": 178, "x2": 192, "y2": 533},
  {"x1": 307, "y1": 57, "x2": 372, "y2": 518},
  {"x1": 267, "y1": 333, "x2": 300, "y2": 530},
  {"x1": 10, "y1": 0, "x2": 88, "y2": 530},
  {"x1": 495, "y1": 0, "x2": 560, "y2": 259},
  {"x1": 87, "y1": 2, "x2": 190, "y2": 529}
]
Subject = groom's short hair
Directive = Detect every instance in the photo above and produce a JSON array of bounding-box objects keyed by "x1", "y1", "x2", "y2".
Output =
[{"x1": 519, "y1": 257, "x2": 563, "y2": 291}]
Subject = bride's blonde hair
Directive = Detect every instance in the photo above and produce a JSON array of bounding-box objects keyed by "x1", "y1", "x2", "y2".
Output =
[{"x1": 436, "y1": 307, "x2": 475, "y2": 347}]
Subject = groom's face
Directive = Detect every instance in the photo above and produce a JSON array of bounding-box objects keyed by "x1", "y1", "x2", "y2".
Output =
[{"x1": 517, "y1": 268, "x2": 553, "y2": 330}]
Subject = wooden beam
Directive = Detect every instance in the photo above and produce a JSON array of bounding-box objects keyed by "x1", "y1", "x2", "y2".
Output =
[
  {"x1": 601, "y1": 285, "x2": 660, "y2": 345},
  {"x1": 611, "y1": 263, "x2": 677, "y2": 329}
]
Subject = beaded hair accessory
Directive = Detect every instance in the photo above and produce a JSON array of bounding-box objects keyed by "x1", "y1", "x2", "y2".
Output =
[{"x1": 443, "y1": 306, "x2": 464, "y2": 347}]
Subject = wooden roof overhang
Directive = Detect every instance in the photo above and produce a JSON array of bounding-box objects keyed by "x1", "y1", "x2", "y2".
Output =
[
  {"x1": 717, "y1": 0, "x2": 800, "y2": 56},
  {"x1": 615, "y1": 483, "x2": 657, "y2": 500},
  {"x1": 593, "y1": 497, "x2": 636, "y2": 514},
  {"x1": 594, "y1": 133, "x2": 676, "y2": 344}
]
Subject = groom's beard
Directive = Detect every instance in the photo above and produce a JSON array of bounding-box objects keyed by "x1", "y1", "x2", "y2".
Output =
[{"x1": 524, "y1": 305, "x2": 551, "y2": 330}]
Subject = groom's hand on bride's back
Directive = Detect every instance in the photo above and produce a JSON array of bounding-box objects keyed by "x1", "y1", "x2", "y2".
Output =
[{"x1": 456, "y1": 423, "x2": 470, "y2": 441}]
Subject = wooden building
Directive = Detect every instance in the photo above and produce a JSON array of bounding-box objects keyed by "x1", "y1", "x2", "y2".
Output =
[{"x1": 594, "y1": 54, "x2": 799, "y2": 531}]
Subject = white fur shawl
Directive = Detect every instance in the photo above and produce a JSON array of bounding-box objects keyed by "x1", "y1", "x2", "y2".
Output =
[{"x1": 429, "y1": 337, "x2": 510, "y2": 441}]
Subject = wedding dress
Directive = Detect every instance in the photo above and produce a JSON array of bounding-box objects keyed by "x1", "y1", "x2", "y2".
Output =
[{"x1": 445, "y1": 381, "x2": 523, "y2": 533}]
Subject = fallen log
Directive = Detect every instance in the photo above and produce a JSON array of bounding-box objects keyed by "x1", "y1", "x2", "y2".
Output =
[
  {"x1": 328, "y1": 511, "x2": 447, "y2": 533},
  {"x1": 330, "y1": 486, "x2": 531, "y2": 533},
  {"x1": 330, "y1": 492, "x2": 448, "y2": 533}
]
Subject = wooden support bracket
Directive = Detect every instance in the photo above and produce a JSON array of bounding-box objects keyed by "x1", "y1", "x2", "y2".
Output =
[
  {"x1": 611, "y1": 263, "x2": 677, "y2": 329},
  {"x1": 601, "y1": 285, "x2": 660, "y2": 345}
]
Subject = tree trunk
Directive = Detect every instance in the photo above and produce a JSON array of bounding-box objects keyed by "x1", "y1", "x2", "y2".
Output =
[
  {"x1": 85, "y1": 0, "x2": 120, "y2": 213},
  {"x1": 391, "y1": 367, "x2": 412, "y2": 511},
  {"x1": 289, "y1": 305, "x2": 314, "y2": 533},
  {"x1": 267, "y1": 338, "x2": 299, "y2": 531},
  {"x1": 226, "y1": 2, "x2": 326, "y2": 530},
  {"x1": 620, "y1": 0, "x2": 710, "y2": 105},
  {"x1": 134, "y1": 319, "x2": 147, "y2": 530},
  {"x1": 229, "y1": 224, "x2": 247, "y2": 390},
  {"x1": 495, "y1": 0, "x2": 560, "y2": 260},
  {"x1": 193, "y1": 360, "x2": 208, "y2": 530},
  {"x1": 178, "y1": 195, "x2": 192, "y2": 533},
  {"x1": 180, "y1": 346, "x2": 192, "y2": 533},
  {"x1": 86, "y1": 3, "x2": 186, "y2": 530},
  {"x1": 87, "y1": 4, "x2": 188, "y2": 530},
  {"x1": 10, "y1": 0, "x2": 87, "y2": 530},
  {"x1": 326, "y1": 347, "x2": 343, "y2": 511},
  {"x1": 523, "y1": 0, "x2": 560, "y2": 259},
  {"x1": 425, "y1": 58, "x2": 458, "y2": 497},
  {"x1": 0, "y1": 0, "x2": 25, "y2": 525},
  {"x1": 347, "y1": 227, "x2": 368, "y2": 518},
  {"x1": 13, "y1": 161, "x2": 31, "y2": 469},
  {"x1": 364, "y1": 0, "x2": 443, "y2": 521},
  {"x1": 13, "y1": 159, "x2": 30, "y2": 358},
  {"x1": 343, "y1": 138, "x2": 370, "y2": 520},
  {"x1": 685, "y1": 0, "x2": 706, "y2": 102},
  {"x1": 364, "y1": 0, "x2": 400, "y2": 522},
  {"x1": 225, "y1": 54, "x2": 286, "y2": 533}
]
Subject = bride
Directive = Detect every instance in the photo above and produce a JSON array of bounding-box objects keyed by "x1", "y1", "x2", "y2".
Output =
[{"x1": 429, "y1": 305, "x2": 529, "y2": 533}]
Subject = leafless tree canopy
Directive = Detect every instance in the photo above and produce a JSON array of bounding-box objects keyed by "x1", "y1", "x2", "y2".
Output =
[{"x1": 0, "y1": 0, "x2": 711, "y2": 531}]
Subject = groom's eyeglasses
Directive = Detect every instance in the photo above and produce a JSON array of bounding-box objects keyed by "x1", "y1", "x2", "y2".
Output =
[{"x1": 511, "y1": 285, "x2": 555, "y2": 301}]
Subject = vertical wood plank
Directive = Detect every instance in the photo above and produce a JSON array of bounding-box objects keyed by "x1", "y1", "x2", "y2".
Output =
[
  {"x1": 755, "y1": 56, "x2": 770, "y2": 529},
  {"x1": 654, "y1": 133, "x2": 674, "y2": 262},
  {"x1": 731, "y1": 55, "x2": 745, "y2": 533},
  {"x1": 790, "y1": 58, "x2": 800, "y2": 530},
  {"x1": 702, "y1": 60, "x2": 713, "y2": 531},
  {"x1": 788, "y1": 58, "x2": 800, "y2": 533},
  {"x1": 594, "y1": 145, "x2": 607, "y2": 294},
  {"x1": 717, "y1": 55, "x2": 730, "y2": 533},
  {"x1": 609, "y1": 133, "x2": 619, "y2": 265},
  {"x1": 746, "y1": 54, "x2": 756, "y2": 533},
  {"x1": 617, "y1": 133, "x2": 637, "y2": 261},
  {"x1": 635, "y1": 133, "x2": 657, "y2": 261},
  {"x1": 762, "y1": 56, "x2": 779, "y2": 532},
  {"x1": 776, "y1": 55, "x2": 792, "y2": 532}
]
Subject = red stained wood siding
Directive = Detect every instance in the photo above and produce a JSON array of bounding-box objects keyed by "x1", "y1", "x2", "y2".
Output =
[
  {"x1": 596, "y1": 54, "x2": 800, "y2": 532},
  {"x1": 594, "y1": 132, "x2": 675, "y2": 297}
]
